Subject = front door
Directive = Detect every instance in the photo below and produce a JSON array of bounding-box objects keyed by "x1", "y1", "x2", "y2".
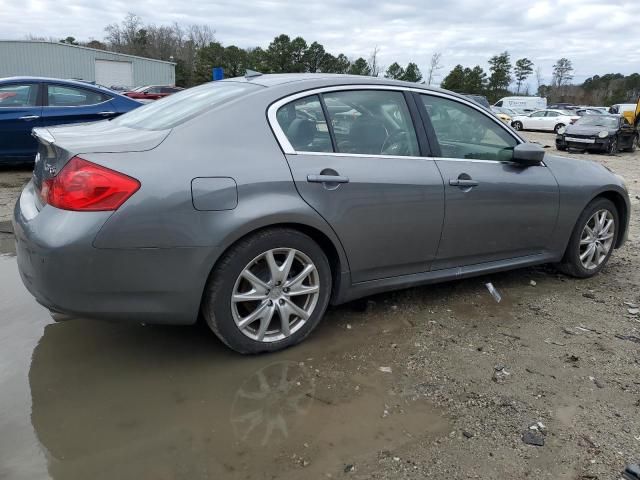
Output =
[
  {"x1": 524, "y1": 110, "x2": 547, "y2": 130},
  {"x1": 275, "y1": 90, "x2": 445, "y2": 282},
  {"x1": 416, "y1": 93, "x2": 559, "y2": 270},
  {"x1": 0, "y1": 82, "x2": 42, "y2": 162}
]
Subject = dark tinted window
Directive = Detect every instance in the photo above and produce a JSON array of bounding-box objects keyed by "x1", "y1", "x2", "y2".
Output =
[
  {"x1": 47, "y1": 85, "x2": 110, "y2": 106},
  {"x1": 420, "y1": 94, "x2": 517, "y2": 161},
  {"x1": 160, "y1": 87, "x2": 179, "y2": 94},
  {"x1": 276, "y1": 95, "x2": 332, "y2": 153},
  {"x1": 322, "y1": 90, "x2": 419, "y2": 156},
  {"x1": 0, "y1": 83, "x2": 38, "y2": 107},
  {"x1": 114, "y1": 82, "x2": 260, "y2": 130}
]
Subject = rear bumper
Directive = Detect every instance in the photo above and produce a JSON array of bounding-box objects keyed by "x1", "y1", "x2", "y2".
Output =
[{"x1": 13, "y1": 181, "x2": 218, "y2": 325}]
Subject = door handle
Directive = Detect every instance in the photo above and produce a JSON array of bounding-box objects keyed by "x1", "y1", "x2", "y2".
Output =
[
  {"x1": 19, "y1": 115, "x2": 40, "y2": 121},
  {"x1": 307, "y1": 174, "x2": 349, "y2": 184},
  {"x1": 449, "y1": 178, "x2": 479, "y2": 187},
  {"x1": 97, "y1": 111, "x2": 116, "y2": 117}
]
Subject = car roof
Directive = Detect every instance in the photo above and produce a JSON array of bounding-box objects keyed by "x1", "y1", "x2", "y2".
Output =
[{"x1": 0, "y1": 76, "x2": 114, "y2": 93}]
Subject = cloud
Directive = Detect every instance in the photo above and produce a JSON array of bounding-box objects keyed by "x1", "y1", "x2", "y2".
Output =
[{"x1": 1, "y1": 0, "x2": 638, "y2": 87}]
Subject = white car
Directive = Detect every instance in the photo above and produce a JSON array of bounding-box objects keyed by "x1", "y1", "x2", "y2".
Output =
[{"x1": 511, "y1": 109, "x2": 580, "y2": 133}]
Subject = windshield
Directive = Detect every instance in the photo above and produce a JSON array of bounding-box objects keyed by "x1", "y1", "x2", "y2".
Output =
[
  {"x1": 575, "y1": 116, "x2": 618, "y2": 128},
  {"x1": 113, "y1": 82, "x2": 262, "y2": 130}
]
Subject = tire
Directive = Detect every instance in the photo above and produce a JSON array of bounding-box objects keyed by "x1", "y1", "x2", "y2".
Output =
[
  {"x1": 624, "y1": 135, "x2": 637, "y2": 152},
  {"x1": 557, "y1": 144, "x2": 567, "y2": 151},
  {"x1": 554, "y1": 123, "x2": 566, "y2": 134},
  {"x1": 202, "y1": 228, "x2": 332, "y2": 354},
  {"x1": 556, "y1": 198, "x2": 618, "y2": 278},
  {"x1": 606, "y1": 135, "x2": 619, "y2": 155},
  {"x1": 512, "y1": 121, "x2": 523, "y2": 131}
]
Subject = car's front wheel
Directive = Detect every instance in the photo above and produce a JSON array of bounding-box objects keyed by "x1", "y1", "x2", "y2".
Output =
[
  {"x1": 202, "y1": 228, "x2": 332, "y2": 354},
  {"x1": 557, "y1": 198, "x2": 618, "y2": 278},
  {"x1": 606, "y1": 136, "x2": 619, "y2": 155},
  {"x1": 554, "y1": 123, "x2": 566, "y2": 133},
  {"x1": 512, "y1": 121, "x2": 523, "y2": 131}
]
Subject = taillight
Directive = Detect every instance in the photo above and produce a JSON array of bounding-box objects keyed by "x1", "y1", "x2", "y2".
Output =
[{"x1": 41, "y1": 156, "x2": 140, "y2": 211}]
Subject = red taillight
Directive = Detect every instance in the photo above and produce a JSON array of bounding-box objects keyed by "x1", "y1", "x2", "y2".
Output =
[{"x1": 42, "y1": 156, "x2": 140, "y2": 211}]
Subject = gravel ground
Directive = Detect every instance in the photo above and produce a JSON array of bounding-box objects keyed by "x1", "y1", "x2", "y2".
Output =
[{"x1": 0, "y1": 131, "x2": 638, "y2": 479}]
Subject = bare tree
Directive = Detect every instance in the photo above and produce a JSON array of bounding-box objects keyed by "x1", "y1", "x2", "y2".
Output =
[
  {"x1": 426, "y1": 52, "x2": 443, "y2": 86},
  {"x1": 367, "y1": 46, "x2": 382, "y2": 77},
  {"x1": 534, "y1": 66, "x2": 543, "y2": 91}
]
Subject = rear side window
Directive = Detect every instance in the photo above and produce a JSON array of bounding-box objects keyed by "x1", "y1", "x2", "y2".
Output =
[
  {"x1": 322, "y1": 90, "x2": 419, "y2": 156},
  {"x1": 276, "y1": 95, "x2": 332, "y2": 153},
  {"x1": 0, "y1": 83, "x2": 39, "y2": 107},
  {"x1": 114, "y1": 82, "x2": 261, "y2": 130},
  {"x1": 47, "y1": 85, "x2": 110, "y2": 106}
]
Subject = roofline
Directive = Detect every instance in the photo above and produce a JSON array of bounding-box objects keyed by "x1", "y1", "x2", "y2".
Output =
[{"x1": 0, "y1": 40, "x2": 176, "y2": 65}]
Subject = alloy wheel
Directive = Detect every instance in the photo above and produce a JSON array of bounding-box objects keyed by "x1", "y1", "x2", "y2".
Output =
[
  {"x1": 579, "y1": 209, "x2": 615, "y2": 270},
  {"x1": 231, "y1": 248, "x2": 320, "y2": 342}
]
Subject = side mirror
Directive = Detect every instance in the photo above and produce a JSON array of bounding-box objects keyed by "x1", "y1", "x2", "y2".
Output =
[{"x1": 512, "y1": 143, "x2": 545, "y2": 166}]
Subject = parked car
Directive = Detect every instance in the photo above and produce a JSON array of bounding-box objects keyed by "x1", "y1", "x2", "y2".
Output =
[
  {"x1": 494, "y1": 96, "x2": 547, "y2": 112},
  {"x1": 491, "y1": 106, "x2": 517, "y2": 124},
  {"x1": 556, "y1": 114, "x2": 637, "y2": 154},
  {"x1": 511, "y1": 109, "x2": 580, "y2": 133},
  {"x1": 548, "y1": 103, "x2": 578, "y2": 110},
  {"x1": 124, "y1": 85, "x2": 183, "y2": 101},
  {"x1": 0, "y1": 77, "x2": 141, "y2": 165},
  {"x1": 575, "y1": 108, "x2": 608, "y2": 116},
  {"x1": 14, "y1": 74, "x2": 630, "y2": 354}
]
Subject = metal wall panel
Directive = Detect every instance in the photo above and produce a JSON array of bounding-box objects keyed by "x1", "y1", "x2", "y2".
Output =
[{"x1": 0, "y1": 41, "x2": 175, "y2": 87}]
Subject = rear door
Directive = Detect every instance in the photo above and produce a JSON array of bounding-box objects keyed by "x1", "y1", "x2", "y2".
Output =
[
  {"x1": 272, "y1": 89, "x2": 445, "y2": 283},
  {"x1": 0, "y1": 82, "x2": 43, "y2": 162},
  {"x1": 42, "y1": 83, "x2": 115, "y2": 127},
  {"x1": 416, "y1": 93, "x2": 559, "y2": 270}
]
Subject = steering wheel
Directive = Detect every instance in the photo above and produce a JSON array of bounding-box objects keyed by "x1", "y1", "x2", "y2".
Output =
[{"x1": 381, "y1": 130, "x2": 410, "y2": 156}]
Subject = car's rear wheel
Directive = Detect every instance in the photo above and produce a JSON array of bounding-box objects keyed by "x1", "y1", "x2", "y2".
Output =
[
  {"x1": 554, "y1": 123, "x2": 566, "y2": 133},
  {"x1": 624, "y1": 134, "x2": 637, "y2": 152},
  {"x1": 557, "y1": 144, "x2": 567, "y2": 151},
  {"x1": 512, "y1": 121, "x2": 523, "y2": 131},
  {"x1": 606, "y1": 136, "x2": 619, "y2": 155},
  {"x1": 556, "y1": 198, "x2": 618, "y2": 278},
  {"x1": 202, "y1": 228, "x2": 332, "y2": 354}
]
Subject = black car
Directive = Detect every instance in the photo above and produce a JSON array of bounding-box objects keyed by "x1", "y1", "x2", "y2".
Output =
[{"x1": 556, "y1": 114, "x2": 638, "y2": 154}]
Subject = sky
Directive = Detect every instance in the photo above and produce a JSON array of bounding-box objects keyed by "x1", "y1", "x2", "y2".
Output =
[{"x1": 2, "y1": 0, "x2": 639, "y2": 88}]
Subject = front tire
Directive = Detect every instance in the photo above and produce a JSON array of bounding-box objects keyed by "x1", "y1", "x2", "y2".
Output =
[
  {"x1": 554, "y1": 123, "x2": 566, "y2": 133},
  {"x1": 606, "y1": 136, "x2": 619, "y2": 155},
  {"x1": 512, "y1": 121, "x2": 523, "y2": 131},
  {"x1": 202, "y1": 228, "x2": 332, "y2": 354},
  {"x1": 556, "y1": 198, "x2": 618, "y2": 278}
]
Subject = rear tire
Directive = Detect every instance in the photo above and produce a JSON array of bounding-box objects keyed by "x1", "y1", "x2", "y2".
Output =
[
  {"x1": 556, "y1": 198, "x2": 618, "y2": 278},
  {"x1": 624, "y1": 134, "x2": 637, "y2": 152},
  {"x1": 557, "y1": 144, "x2": 567, "y2": 151},
  {"x1": 554, "y1": 123, "x2": 566, "y2": 133},
  {"x1": 202, "y1": 228, "x2": 332, "y2": 354},
  {"x1": 512, "y1": 121, "x2": 523, "y2": 131}
]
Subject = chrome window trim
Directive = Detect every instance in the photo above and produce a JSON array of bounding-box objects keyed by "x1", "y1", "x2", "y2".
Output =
[
  {"x1": 267, "y1": 84, "x2": 525, "y2": 156},
  {"x1": 293, "y1": 150, "x2": 529, "y2": 165}
]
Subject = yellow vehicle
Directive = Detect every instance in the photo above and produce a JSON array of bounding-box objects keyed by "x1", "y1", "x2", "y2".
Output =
[
  {"x1": 490, "y1": 106, "x2": 517, "y2": 124},
  {"x1": 611, "y1": 97, "x2": 640, "y2": 128}
]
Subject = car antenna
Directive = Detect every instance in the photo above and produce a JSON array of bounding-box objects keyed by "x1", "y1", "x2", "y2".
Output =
[{"x1": 245, "y1": 69, "x2": 263, "y2": 80}]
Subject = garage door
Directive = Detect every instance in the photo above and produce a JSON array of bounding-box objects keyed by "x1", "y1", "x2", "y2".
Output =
[{"x1": 95, "y1": 60, "x2": 133, "y2": 89}]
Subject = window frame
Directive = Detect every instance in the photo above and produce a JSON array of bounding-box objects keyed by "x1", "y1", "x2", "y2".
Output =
[
  {"x1": 43, "y1": 82, "x2": 112, "y2": 108},
  {"x1": 267, "y1": 85, "x2": 523, "y2": 161},
  {"x1": 0, "y1": 82, "x2": 43, "y2": 108}
]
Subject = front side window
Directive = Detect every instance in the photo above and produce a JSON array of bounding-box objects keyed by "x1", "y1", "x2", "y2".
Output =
[
  {"x1": 276, "y1": 95, "x2": 332, "y2": 153},
  {"x1": 322, "y1": 90, "x2": 419, "y2": 156},
  {"x1": 0, "y1": 83, "x2": 38, "y2": 107},
  {"x1": 545, "y1": 111, "x2": 559, "y2": 117},
  {"x1": 47, "y1": 85, "x2": 110, "y2": 107},
  {"x1": 420, "y1": 94, "x2": 517, "y2": 161},
  {"x1": 530, "y1": 111, "x2": 546, "y2": 118}
]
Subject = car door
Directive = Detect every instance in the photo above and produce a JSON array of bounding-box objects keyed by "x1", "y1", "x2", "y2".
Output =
[
  {"x1": 0, "y1": 82, "x2": 43, "y2": 162},
  {"x1": 415, "y1": 93, "x2": 559, "y2": 270},
  {"x1": 272, "y1": 89, "x2": 445, "y2": 283},
  {"x1": 42, "y1": 83, "x2": 115, "y2": 128},
  {"x1": 525, "y1": 110, "x2": 546, "y2": 130}
]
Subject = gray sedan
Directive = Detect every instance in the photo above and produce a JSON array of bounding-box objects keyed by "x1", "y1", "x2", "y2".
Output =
[{"x1": 13, "y1": 74, "x2": 630, "y2": 353}]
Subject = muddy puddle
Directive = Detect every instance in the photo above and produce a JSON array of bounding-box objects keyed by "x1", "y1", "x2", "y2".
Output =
[{"x1": 0, "y1": 255, "x2": 447, "y2": 479}]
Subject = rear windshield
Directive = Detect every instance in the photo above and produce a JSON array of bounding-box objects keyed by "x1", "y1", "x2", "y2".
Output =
[{"x1": 113, "y1": 82, "x2": 261, "y2": 130}]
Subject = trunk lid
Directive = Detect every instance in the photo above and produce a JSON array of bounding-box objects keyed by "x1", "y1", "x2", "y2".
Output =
[{"x1": 32, "y1": 121, "x2": 169, "y2": 209}]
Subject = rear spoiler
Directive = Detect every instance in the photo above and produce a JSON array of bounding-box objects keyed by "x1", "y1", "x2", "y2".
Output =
[{"x1": 32, "y1": 127, "x2": 55, "y2": 145}]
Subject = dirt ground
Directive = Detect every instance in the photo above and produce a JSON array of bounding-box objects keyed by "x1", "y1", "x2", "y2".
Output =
[{"x1": 0, "y1": 131, "x2": 638, "y2": 480}]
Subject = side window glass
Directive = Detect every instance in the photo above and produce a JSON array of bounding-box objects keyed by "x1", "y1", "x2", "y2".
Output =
[
  {"x1": 530, "y1": 111, "x2": 545, "y2": 118},
  {"x1": 0, "y1": 83, "x2": 38, "y2": 107},
  {"x1": 276, "y1": 95, "x2": 332, "y2": 153},
  {"x1": 48, "y1": 85, "x2": 110, "y2": 107},
  {"x1": 322, "y1": 90, "x2": 419, "y2": 156},
  {"x1": 545, "y1": 111, "x2": 558, "y2": 117},
  {"x1": 420, "y1": 94, "x2": 517, "y2": 161}
]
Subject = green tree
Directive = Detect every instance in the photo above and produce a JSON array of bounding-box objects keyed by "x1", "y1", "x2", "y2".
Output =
[
  {"x1": 348, "y1": 57, "x2": 371, "y2": 76},
  {"x1": 514, "y1": 58, "x2": 534, "y2": 94},
  {"x1": 303, "y1": 41, "x2": 325, "y2": 73},
  {"x1": 266, "y1": 34, "x2": 297, "y2": 72},
  {"x1": 401, "y1": 62, "x2": 423, "y2": 82},
  {"x1": 194, "y1": 41, "x2": 226, "y2": 83},
  {"x1": 440, "y1": 65, "x2": 466, "y2": 92},
  {"x1": 385, "y1": 62, "x2": 405, "y2": 80},
  {"x1": 59, "y1": 36, "x2": 78, "y2": 45},
  {"x1": 487, "y1": 51, "x2": 512, "y2": 98},
  {"x1": 321, "y1": 53, "x2": 350, "y2": 73},
  {"x1": 224, "y1": 45, "x2": 248, "y2": 77},
  {"x1": 464, "y1": 66, "x2": 487, "y2": 93}
]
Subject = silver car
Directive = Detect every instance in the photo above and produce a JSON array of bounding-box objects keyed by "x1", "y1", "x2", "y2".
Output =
[{"x1": 13, "y1": 74, "x2": 630, "y2": 353}]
